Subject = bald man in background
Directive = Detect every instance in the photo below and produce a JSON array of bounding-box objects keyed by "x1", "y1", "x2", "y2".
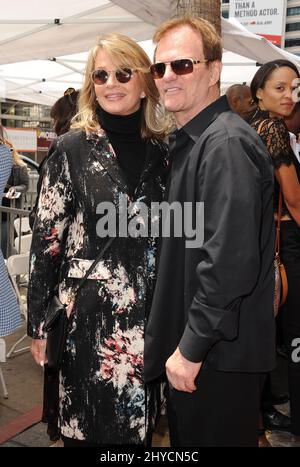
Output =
[{"x1": 226, "y1": 84, "x2": 256, "y2": 120}]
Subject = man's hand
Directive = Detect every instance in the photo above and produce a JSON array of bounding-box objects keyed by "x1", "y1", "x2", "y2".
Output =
[
  {"x1": 166, "y1": 347, "x2": 202, "y2": 393},
  {"x1": 31, "y1": 338, "x2": 48, "y2": 367}
]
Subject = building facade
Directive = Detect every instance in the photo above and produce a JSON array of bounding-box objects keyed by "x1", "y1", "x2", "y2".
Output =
[
  {"x1": 222, "y1": 0, "x2": 300, "y2": 55},
  {"x1": 0, "y1": 99, "x2": 53, "y2": 162}
]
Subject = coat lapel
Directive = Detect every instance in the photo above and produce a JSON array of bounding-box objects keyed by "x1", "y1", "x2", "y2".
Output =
[
  {"x1": 87, "y1": 131, "x2": 167, "y2": 200},
  {"x1": 88, "y1": 130, "x2": 131, "y2": 196},
  {"x1": 139, "y1": 141, "x2": 167, "y2": 185}
]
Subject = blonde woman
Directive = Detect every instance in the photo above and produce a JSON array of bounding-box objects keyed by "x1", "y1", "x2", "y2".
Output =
[{"x1": 28, "y1": 33, "x2": 169, "y2": 446}]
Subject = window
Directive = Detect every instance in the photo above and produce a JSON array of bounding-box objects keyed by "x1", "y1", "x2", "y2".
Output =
[
  {"x1": 285, "y1": 38, "x2": 300, "y2": 47},
  {"x1": 287, "y1": 7, "x2": 300, "y2": 16},
  {"x1": 286, "y1": 22, "x2": 300, "y2": 32},
  {"x1": 0, "y1": 99, "x2": 51, "y2": 129},
  {"x1": 222, "y1": 10, "x2": 229, "y2": 18}
]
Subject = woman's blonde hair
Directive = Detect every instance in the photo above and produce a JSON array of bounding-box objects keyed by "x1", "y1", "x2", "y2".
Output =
[
  {"x1": 72, "y1": 33, "x2": 171, "y2": 139},
  {"x1": 0, "y1": 124, "x2": 26, "y2": 166}
]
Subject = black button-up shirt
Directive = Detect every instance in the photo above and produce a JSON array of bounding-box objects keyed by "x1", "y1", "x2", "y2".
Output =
[{"x1": 145, "y1": 96, "x2": 276, "y2": 381}]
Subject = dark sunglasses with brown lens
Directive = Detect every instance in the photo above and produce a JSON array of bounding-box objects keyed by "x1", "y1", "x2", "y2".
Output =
[
  {"x1": 91, "y1": 68, "x2": 135, "y2": 85},
  {"x1": 149, "y1": 58, "x2": 207, "y2": 79}
]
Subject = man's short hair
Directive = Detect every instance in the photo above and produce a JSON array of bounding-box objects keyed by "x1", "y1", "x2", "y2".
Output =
[
  {"x1": 153, "y1": 15, "x2": 223, "y2": 63},
  {"x1": 226, "y1": 84, "x2": 250, "y2": 102}
]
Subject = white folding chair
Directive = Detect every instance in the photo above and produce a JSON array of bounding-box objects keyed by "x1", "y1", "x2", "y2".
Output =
[
  {"x1": 6, "y1": 253, "x2": 30, "y2": 358},
  {"x1": 0, "y1": 366, "x2": 8, "y2": 398},
  {"x1": 14, "y1": 233, "x2": 32, "y2": 254},
  {"x1": 0, "y1": 339, "x2": 8, "y2": 398},
  {"x1": 14, "y1": 217, "x2": 31, "y2": 236}
]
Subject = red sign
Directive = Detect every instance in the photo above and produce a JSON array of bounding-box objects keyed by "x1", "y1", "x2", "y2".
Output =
[{"x1": 259, "y1": 34, "x2": 281, "y2": 46}]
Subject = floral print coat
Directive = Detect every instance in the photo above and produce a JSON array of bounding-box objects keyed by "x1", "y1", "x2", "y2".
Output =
[{"x1": 27, "y1": 129, "x2": 167, "y2": 444}]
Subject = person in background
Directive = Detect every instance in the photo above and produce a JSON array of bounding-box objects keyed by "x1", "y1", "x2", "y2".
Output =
[
  {"x1": 228, "y1": 81, "x2": 291, "y2": 444},
  {"x1": 0, "y1": 132, "x2": 22, "y2": 340},
  {"x1": 248, "y1": 59, "x2": 300, "y2": 437},
  {"x1": 50, "y1": 88, "x2": 80, "y2": 137},
  {"x1": 145, "y1": 15, "x2": 276, "y2": 447},
  {"x1": 226, "y1": 83, "x2": 256, "y2": 120},
  {"x1": 286, "y1": 101, "x2": 300, "y2": 164},
  {"x1": 0, "y1": 125, "x2": 29, "y2": 258},
  {"x1": 28, "y1": 33, "x2": 168, "y2": 446},
  {"x1": 29, "y1": 88, "x2": 80, "y2": 231}
]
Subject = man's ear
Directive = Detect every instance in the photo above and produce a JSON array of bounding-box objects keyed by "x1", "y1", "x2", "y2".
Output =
[
  {"x1": 208, "y1": 61, "x2": 222, "y2": 87},
  {"x1": 230, "y1": 95, "x2": 240, "y2": 111}
]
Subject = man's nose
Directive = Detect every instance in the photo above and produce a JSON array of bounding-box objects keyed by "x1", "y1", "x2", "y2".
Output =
[{"x1": 163, "y1": 63, "x2": 177, "y2": 81}]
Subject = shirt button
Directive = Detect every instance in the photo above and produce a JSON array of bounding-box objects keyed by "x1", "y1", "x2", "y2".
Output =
[{"x1": 136, "y1": 266, "x2": 144, "y2": 274}]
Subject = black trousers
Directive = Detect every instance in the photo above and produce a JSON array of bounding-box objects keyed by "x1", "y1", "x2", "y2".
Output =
[
  {"x1": 167, "y1": 368, "x2": 265, "y2": 447},
  {"x1": 280, "y1": 220, "x2": 300, "y2": 435}
]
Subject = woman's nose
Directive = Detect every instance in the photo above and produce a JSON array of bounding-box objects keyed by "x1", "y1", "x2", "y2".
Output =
[{"x1": 106, "y1": 72, "x2": 118, "y2": 86}]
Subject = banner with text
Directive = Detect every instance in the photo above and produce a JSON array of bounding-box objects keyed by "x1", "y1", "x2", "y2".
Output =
[
  {"x1": 229, "y1": 0, "x2": 286, "y2": 47},
  {"x1": 6, "y1": 128, "x2": 37, "y2": 152}
]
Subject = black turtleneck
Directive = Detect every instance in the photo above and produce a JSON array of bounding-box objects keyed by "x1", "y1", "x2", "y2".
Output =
[{"x1": 96, "y1": 106, "x2": 147, "y2": 196}]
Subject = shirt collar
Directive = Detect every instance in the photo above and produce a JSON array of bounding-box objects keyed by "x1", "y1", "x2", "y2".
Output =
[{"x1": 181, "y1": 95, "x2": 230, "y2": 142}]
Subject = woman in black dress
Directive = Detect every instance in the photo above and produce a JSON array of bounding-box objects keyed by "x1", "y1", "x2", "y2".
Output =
[{"x1": 248, "y1": 59, "x2": 300, "y2": 436}]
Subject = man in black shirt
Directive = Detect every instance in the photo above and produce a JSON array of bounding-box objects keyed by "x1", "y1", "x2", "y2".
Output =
[{"x1": 145, "y1": 16, "x2": 276, "y2": 447}]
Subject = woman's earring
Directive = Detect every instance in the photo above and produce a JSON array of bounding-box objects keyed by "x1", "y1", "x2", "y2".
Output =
[{"x1": 140, "y1": 92, "x2": 146, "y2": 99}]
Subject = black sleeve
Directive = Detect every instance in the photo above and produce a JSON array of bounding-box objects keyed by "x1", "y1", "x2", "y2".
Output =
[
  {"x1": 255, "y1": 118, "x2": 294, "y2": 169},
  {"x1": 27, "y1": 141, "x2": 74, "y2": 339},
  {"x1": 179, "y1": 136, "x2": 263, "y2": 362},
  {"x1": 14, "y1": 165, "x2": 29, "y2": 192},
  {"x1": 29, "y1": 142, "x2": 57, "y2": 230}
]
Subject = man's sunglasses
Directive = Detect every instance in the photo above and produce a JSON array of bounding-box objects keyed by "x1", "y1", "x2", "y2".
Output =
[
  {"x1": 91, "y1": 68, "x2": 135, "y2": 85},
  {"x1": 149, "y1": 58, "x2": 207, "y2": 79}
]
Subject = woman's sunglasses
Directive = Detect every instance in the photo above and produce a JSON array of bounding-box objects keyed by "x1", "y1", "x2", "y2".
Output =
[
  {"x1": 91, "y1": 68, "x2": 135, "y2": 85},
  {"x1": 149, "y1": 58, "x2": 207, "y2": 79}
]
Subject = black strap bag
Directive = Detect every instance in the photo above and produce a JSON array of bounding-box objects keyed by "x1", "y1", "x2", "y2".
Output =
[{"x1": 43, "y1": 237, "x2": 116, "y2": 370}]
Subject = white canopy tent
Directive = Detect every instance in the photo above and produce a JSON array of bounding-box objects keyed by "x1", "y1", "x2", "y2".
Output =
[
  {"x1": 0, "y1": 0, "x2": 156, "y2": 63},
  {"x1": 1, "y1": 1, "x2": 300, "y2": 106}
]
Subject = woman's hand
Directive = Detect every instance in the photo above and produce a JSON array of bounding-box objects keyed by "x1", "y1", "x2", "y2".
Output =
[{"x1": 30, "y1": 339, "x2": 48, "y2": 367}]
